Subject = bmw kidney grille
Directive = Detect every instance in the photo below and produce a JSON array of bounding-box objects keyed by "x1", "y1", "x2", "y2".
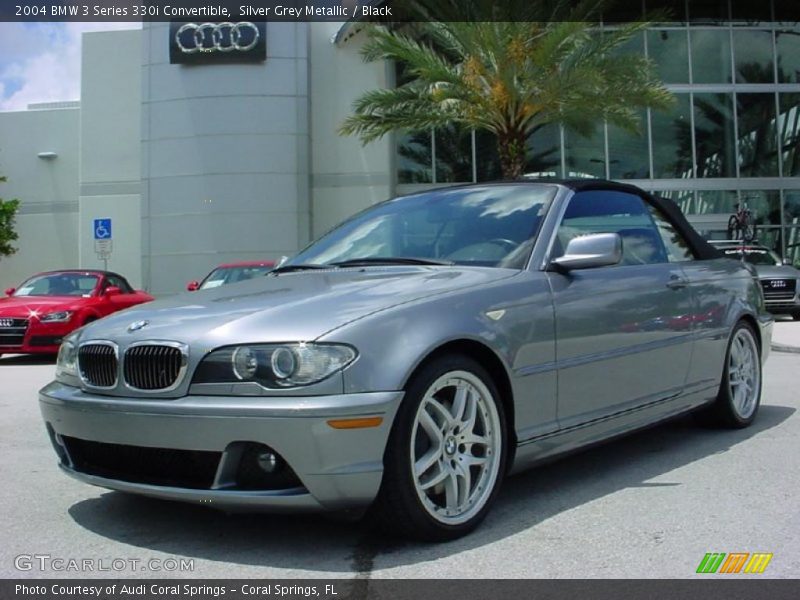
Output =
[
  {"x1": 78, "y1": 343, "x2": 119, "y2": 388},
  {"x1": 123, "y1": 344, "x2": 186, "y2": 391},
  {"x1": 78, "y1": 342, "x2": 187, "y2": 391}
]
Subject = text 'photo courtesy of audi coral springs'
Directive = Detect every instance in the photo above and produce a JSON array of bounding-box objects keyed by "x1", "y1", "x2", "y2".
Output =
[{"x1": 39, "y1": 181, "x2": 772, "y2": 541}]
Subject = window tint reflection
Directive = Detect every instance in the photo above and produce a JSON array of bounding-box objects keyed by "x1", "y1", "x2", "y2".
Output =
[
  {"x1": 648, "y1": 29, "x2": 690, "y2": 83},
  {"x1": 779, "y1": 94, "x2": 800, "y2": 176},
  {"x1": 737, "y1": 93, "x2": 779, "y2": 177},
  {"x1": 694, "y1": 92, "x2": 736, "y2": 178},
  {"x1": 690, "y1": 29, "x2": 732, "y2": 83},
  {"x1": 733, "y1": 30, "x2": 775, "y2": 83},
  {"x1": 776, "y1": 30, "x2": 800, "y2": 84},
  {"x1": 291, "y1": 185, "x2": 557, "y2": 269}
]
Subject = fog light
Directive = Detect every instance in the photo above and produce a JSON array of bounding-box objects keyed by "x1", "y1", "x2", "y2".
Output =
[
  {"x1": 257, "y1": 451, "x2": 279, "y2": 473},
  {"x1": 235, "y1": 443, "x2": 300, "y2": 490}
]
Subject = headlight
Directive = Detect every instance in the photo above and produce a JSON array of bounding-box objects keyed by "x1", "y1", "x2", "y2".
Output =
[
  {"x1": 193, "y1": 343, "x2": 357, "y2": 388},
  {"x1": 55, "y1": 334, "x2": 79, "y2": 381},
  {"x1": 41, "y1": 310, "x2": 73, "y2": 323}
]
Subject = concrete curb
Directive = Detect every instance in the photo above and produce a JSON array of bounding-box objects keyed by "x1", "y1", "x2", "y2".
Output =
[{"x1": 771, "y1": 343, "x2": 800, "y2": 355}]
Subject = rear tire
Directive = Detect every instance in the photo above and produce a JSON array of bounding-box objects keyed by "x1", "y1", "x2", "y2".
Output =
[
  {"x1": 695, "y1": 320, "x2": 762, "y2": 429},
  {"x1": 367, "y1": 355, "x2": 507, "y2": 542}
]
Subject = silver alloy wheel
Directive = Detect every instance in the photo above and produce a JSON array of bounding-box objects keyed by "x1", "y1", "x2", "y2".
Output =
[
  {"x1": 410, "y1": 370, "x2": 502, "y2": 525},
  {"x1": 728, "y1": 327, "x2": 760, "y2": 420}
]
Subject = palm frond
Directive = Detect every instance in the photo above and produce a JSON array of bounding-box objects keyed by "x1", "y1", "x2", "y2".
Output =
[{"x1": 341, "y1": 0, "x2": 675, "y2": 178}]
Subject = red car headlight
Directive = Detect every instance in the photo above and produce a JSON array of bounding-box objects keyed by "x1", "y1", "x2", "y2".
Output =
[{"x1": 40, "y1": 310, "x2": 73, "y2": 323}]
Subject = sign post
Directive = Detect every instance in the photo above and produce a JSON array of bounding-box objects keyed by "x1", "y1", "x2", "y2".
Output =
[{"x1": 93, "y1": 218, "x2": 112, "y2": 270}]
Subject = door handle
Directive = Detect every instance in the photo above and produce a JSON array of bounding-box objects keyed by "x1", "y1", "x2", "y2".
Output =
[{"x1": 667, "y1": 275, "x2": 688, "y2": 290}]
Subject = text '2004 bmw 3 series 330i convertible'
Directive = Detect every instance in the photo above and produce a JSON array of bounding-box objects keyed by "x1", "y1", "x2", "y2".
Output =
[{"x1": 40, "y1": 180, "x2": 772, "y2": 541}]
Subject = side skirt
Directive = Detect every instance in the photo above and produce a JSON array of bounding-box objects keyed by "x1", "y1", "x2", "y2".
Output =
[{"x1": 508, "y1": 384, "x2": 717, "y2": 475}]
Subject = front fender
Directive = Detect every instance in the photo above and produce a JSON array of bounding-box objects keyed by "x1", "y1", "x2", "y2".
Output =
[{"x1": 321, "y1": 270, "x2": 554, "y2": 391}]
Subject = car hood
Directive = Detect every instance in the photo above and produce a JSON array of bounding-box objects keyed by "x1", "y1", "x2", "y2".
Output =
[
  {"x1": 0, "y1": 295, "x2": 86, "y2": 318},
  {"x1": 79, "y1": 266, "x2": 516, "y2": 346},
  {"x1": 753, "y1": 265, "x2": 800, "y2": 279}
]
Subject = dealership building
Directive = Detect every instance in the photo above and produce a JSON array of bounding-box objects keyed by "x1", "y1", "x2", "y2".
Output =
[{"x1": 1, "y1": 3, "x2": 799, "y2": 294}]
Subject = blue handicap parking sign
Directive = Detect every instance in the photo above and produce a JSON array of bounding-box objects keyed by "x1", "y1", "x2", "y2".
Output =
[{"x1": 94, "y1": 219, "x2": 112, "y2": 240}]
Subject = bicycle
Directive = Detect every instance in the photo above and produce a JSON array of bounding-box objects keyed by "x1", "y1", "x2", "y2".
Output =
[{"x1": 727, "y1": 202, "x2": 757, "y2": 243}]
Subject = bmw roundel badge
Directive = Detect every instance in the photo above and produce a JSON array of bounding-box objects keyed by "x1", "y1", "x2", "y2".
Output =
[{"x1": 127, "y1": 320, "x2": 149, "y2": 333}]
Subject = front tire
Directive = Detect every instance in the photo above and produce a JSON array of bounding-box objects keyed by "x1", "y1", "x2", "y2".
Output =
[
  {"x1": 368, "y1": 355, "x2": 507, "y2": 541},
  {"x1": 696, "y1": 320, "x2": 762, "y2": 428}
]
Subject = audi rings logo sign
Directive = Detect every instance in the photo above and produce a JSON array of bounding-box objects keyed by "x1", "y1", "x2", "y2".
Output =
[
  {"x1": 169, "y1": 21, "x2": 266, "y2": 65},
  {"x1": 0, "y1": 318, "x2": 14, "y2": 328},
  {"x1": 176, "y1": 22, "x2": 259, "y2": 54}
]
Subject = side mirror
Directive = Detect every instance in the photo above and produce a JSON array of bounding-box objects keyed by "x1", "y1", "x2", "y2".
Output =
[
  {"x1": 4, "y1": 287, "x2": 15, "y2": 296},
  {"x1": 104, "y1": 286, "x2": 121, "y2": 297},
  {"x1": 187, "y1": 281, "x2": 200, "y2": 292},
  {"x1": 551, "y1": 233, "x2": 622, "y2": 271}
]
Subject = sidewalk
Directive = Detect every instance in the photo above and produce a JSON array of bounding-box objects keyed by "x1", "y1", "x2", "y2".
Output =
[{"x1": 771, "y1": 318, "x2": 800, "y2": 354}]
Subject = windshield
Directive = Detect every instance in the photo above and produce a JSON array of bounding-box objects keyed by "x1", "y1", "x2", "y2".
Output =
[
  {"x1": 289, "y1": 185, "x2": 557, "y2": 269},
  {"x1": 199, "y1": 265, "x2": 273, "y2": 290},
  {"x1": 723, "y1": 248, "x2": 781, "y2": 266},
  {"x1": 14, "y1": 273, "x2": 100, "y2": 297}
]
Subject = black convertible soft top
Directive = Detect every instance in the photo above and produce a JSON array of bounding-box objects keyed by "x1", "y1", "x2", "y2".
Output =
[{"x1": 558, "y1": 179, "x2": 724, "y2": 261}]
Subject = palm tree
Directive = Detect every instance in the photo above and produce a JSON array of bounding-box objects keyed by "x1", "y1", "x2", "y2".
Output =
[{"x1": 339, "y1": 0, "x2": 675, "y2": 179}]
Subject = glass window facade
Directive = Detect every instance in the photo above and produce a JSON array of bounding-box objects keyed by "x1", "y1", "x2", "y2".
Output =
[
  {"x1": 648, "y1": 29, "x2": 690, "y2": 83},
  {"x1": 776, "y1": 30, "x2": 800, "y2": 83},
  {"x1": 732, "y1": 29, "x2": 774, "y2": 83},
  {"x1": 691, "y1": 29, "x2": 732, "y2": 83},
  {"x1": 651, "y1": 94, "x2": 693, "y2": 178},
  {"x1": 737, "y1": 93, "x2": 779, "y2": 177},
  {"x1": 393, "y1": 1, "x2": 800, "y2": 259},
  {"x1": 694, "y1": 92, "x2": 736, "y2": 178}
]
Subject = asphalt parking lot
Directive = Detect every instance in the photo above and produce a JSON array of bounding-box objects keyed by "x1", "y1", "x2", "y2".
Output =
[{"x1": 1, "y1": 338, "x2": 798, "y2": 579}]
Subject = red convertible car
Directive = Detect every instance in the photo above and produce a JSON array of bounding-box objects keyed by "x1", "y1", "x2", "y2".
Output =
[{"x1": 0, "y1": 270, "x2": 153, "y2": 356}]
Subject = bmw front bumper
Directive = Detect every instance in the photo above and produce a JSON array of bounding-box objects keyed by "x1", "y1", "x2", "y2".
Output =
[{"x1": 39, "y1": 382, "x2": 402, "y2": 512}]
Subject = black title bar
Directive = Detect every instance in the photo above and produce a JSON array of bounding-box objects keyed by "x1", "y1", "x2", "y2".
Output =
[
  {"x1": 3, "y1": 0, "x2": 799, "y2": 23},
  {"x1": 4, "y1": 579, "x2": 800, "y2": 600}
]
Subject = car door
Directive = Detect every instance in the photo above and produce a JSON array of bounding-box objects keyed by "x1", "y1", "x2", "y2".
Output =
[
  {"x1": 546, "y1": 189, "x2": 695, "y2": 429},
  {"x1": 103, "y1": 275, "x2": 141, "y2": 312}
]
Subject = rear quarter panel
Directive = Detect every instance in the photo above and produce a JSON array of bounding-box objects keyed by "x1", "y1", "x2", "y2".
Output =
[{"x1": 681, "y1": 258, "x2": 766, "y2": 394}]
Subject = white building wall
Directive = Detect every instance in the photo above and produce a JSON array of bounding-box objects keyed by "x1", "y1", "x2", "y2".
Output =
[
  {"x1": 309, "y1": 23, "x2": 393, "y2": 238},
  {"x1": 0, "y1": 105, "x2": 80, "y2": 292},
  {"x1": 140, "y1": 22, "x2": 311, "y2": 295},
  {"x1": 79, "y1": 30, "x2": 143, "y2": 288},
  {"x1": 0, "y1": 23, "x2": 394, "y2": 295}
]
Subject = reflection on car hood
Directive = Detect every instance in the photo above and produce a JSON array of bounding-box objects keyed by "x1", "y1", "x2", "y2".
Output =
[
  {"x1": 80, "y1": 267, "x2": 515, "y2": 346},
  {"x1": 752, "y1": 265, "x2": 800, "y2": 279}
]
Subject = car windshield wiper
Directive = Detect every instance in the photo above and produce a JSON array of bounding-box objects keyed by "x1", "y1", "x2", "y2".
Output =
[
  {"x1": 271, "y1": 257, "x2": 454, "y2": 275},
  {"x1": 330, "y1": 257, "x2": 454, "y2": 267},
  {"x1": 269, "y1": 263, "x2": 333, "y2": 275}
]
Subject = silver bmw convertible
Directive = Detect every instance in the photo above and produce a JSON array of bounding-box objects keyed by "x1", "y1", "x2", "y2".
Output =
[{"x1": 40, "y1": 180, "x2": 772, "y2": 541}]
